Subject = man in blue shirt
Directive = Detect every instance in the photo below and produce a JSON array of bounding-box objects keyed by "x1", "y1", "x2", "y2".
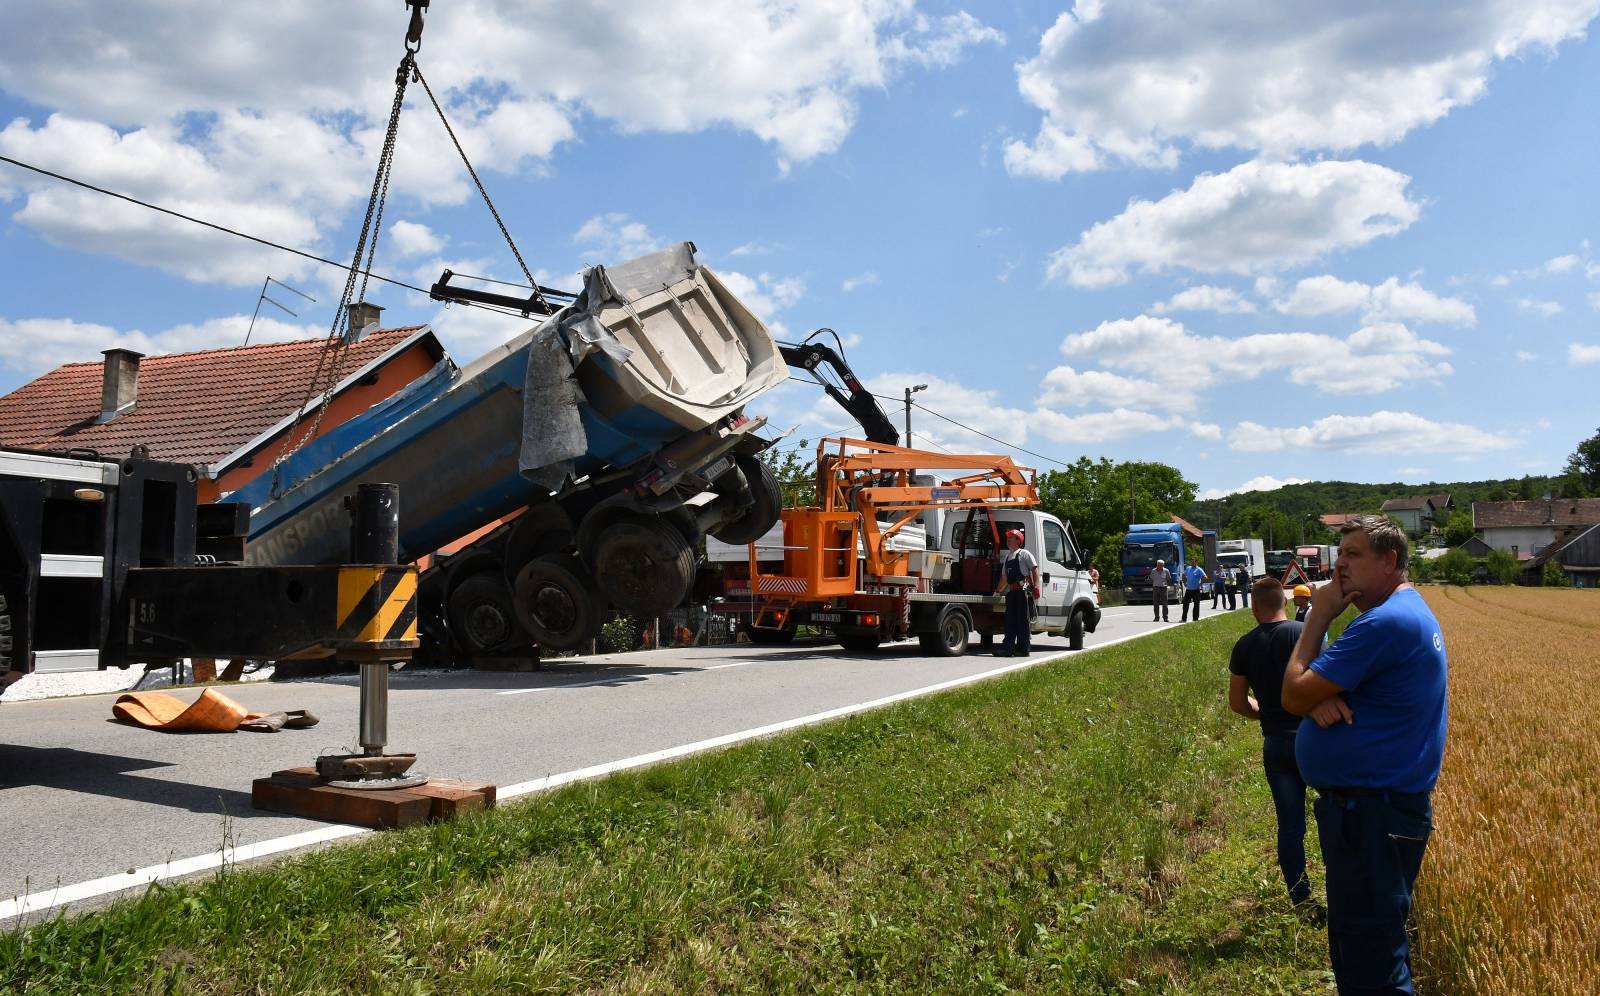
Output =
[
  {"x1": 1179, "y1": 562, "x2": 1207, "y2": 621},
  {"x1": 1282, "y1": 515, "x2": 1448, "y2": 996}
]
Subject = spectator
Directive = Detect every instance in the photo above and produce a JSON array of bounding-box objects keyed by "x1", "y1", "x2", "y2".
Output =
[
  {"x1": 1089, "y1": 565, "x2": 1100, "y2": 592},
  {"x1": 994, "y1": 528, "x2": 1039, "y2": 657},
  {"x1": 1227, "y1": 578, "x2": 1317, "y2": 909},
  {"x1": 1292, "y1": 584, "x2": 1313, "y2": 621},
  {"x1": 1281, "y1": 515, "x2": 1448, "y2": 995},
  {"x1": 1235, "y1": 565, "x2": 1252, "y2": 609},
  {"x1": 1180, "y1": 562, "x2": 1208, "y2": 621},
  {"x1": 1147, "y1": 559, "x2": 1172, "y2": 622},
  {"x1": 1223, "y1": 565, "x2": 1239, "y2": 611}
]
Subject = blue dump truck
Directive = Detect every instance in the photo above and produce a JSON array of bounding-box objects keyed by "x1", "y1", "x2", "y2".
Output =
[
  {"x1": 1119, "y1": 521, "x2": 1219, "y2": 604},
  {"x1": 232, "y1": 244, "x2": 790, "y2": 660}
]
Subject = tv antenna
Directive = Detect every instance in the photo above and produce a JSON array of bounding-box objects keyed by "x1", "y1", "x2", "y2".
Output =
[{"x1": 244, "y1": 276, "x2": 317, "y2": 345}]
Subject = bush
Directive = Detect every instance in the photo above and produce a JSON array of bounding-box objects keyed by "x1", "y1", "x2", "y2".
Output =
[
  {"x1": 599, "y1": 615, "x2": 637, "y2": 652},
  {"x1": 1438, "y1": 547, "x2": 1474, "y2": 586},
  {"x1": 1411, "y1": 555, "x2": 1436, "y2": 583},
  {"x1": 1544, "y1": 561, "x2": 1574, "y2": 588},
  {"x1": 1484, "y1": 549, "x2": 1520, "y2": 585}
]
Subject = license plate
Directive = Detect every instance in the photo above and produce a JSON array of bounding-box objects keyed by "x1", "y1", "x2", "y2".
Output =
[
  {"x1": 701, "y1": 457, "x2": 732, "y2": 481},
  {"x1": 811, "y1": 612, "x2": 842, "y2": 623}
]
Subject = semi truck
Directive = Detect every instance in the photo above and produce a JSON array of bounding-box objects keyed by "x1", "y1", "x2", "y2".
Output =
[
  {"x1": 733, "y1": 438, "x2": 1101, "y2": 654},
  {"x1": 1265, "y1": 548, "x2": 1298, "y2": 578},
  {"x1": 1120, "y1": 522, "x2": 1187, "y2": 604},
  {"x1": 1216, "y1": 538, "x2": 1266, "y2": 579},
  {"x1": 1295, "y1": 544, "x2": 1336, "y2": 581}
]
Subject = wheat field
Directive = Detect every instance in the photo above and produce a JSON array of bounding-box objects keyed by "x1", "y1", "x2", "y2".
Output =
[{"x1": 1414, "y1": 586, "x2": 1600, "y2": 995}]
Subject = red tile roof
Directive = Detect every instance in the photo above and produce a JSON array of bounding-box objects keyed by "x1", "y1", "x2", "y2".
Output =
[
  {"x1": 1319, "y1": 513, "x2": 1358, "y2": 528},
  {"x1": 0, "y1": 327, "x2": 432, "y2": 468},
  {"x1": 1474, "y1": 498, "x2": 1600, "y2": 529}
]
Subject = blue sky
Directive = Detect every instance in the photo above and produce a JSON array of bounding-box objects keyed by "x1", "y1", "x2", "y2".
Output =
[{"x1": 2, "y1": 1, "x2": 1597, "y2": 499}]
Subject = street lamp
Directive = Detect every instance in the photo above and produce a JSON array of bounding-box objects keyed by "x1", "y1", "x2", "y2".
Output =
[{"x1": 903, "y1": 383, "x2": 928, "y2": 447}]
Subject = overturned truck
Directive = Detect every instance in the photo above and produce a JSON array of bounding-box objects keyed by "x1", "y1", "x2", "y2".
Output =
[{"x1": 235, "y1": 244, "x2": 787, "y2": 659}]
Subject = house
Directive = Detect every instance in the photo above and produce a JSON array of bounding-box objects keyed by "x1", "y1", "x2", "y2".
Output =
[
  {"x1": 1319, "y1": 512, "x2": 1359, "y2": 530},
  {"x1": 1380, "y1": 496, "x2": 1435, "y2": 533},
  {"x1": 0, "y1": 304, "x2": 447, "y2": 503},
  {"x1": 1472, "y1": 498, "x2": 1600, "y2": 558},
  {"x1": 1518, "y1": 523, "x2": 1600, "y2": 587}
]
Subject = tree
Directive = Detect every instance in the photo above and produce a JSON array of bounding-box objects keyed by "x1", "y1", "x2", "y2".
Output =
[
  {"x1": 1036, "y1": 457, "x2": 1197, "y2": 564},
  {"x1": 1484, "y1": 548, "x2": 1519, "y2": 585},
  {"x1": 1437, "y1": 547, "x2": 1474, "y2": 586},
  {"x1": 1226, "y1": 503, "x2": 1297, "y2": 548},
  {"x1": 1564, "y1": 427, "x2": 1600, "y2": 497},
  {"x1": 1543, "y1": 561, "x2": 1574, "y2": 588},
  {"x1": 761, "y1": 439, "x2": 817, "y2": 507},
  {"x1": 1442, "y1": 510, "x2": 1476, "y2": 547}
]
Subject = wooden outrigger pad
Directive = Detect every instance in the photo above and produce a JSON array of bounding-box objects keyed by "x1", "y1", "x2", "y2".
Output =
[{"x1": 252, "y1": 767, "x2": 496, "y2": 830}]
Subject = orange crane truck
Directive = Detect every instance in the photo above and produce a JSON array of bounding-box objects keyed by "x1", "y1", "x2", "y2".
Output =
[{"x1": 743, "y1": 438, "x2": 1101, "y2": 656}]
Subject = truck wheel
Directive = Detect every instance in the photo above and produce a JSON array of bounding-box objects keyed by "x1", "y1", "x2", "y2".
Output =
[
  {"x1": 513, "y1": 553, "x2": 602, "y2": 651},
  {"x1": 710, "y1": 455, "x2": 782, "y2": 546},
  {"x1": 918, "y1": 606, "x2": 971, "y2": 657},
  {"x1": 447, "y1": 572, "x2": 523, "y2": 655},
  {"x1": 742, "y1": 624, "x2": 796, "y2": 645},
  {"x1": 838, "y1": 633, "x2": 881, "y2": 652},
  {"x1": 590, "y1": 515, "x2": 695, "y2": 615},
  {"x1": 1067, "y1": 609, "x2": 1086, "y2": 651}
]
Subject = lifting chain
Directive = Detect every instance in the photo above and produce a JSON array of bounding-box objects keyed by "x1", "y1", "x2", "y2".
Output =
[{"x1": 268, "y1": 3, "x2": 427, "y2": 498}]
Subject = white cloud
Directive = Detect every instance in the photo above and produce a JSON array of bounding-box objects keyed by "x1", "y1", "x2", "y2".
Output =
[
  {"x1": 1516, "y1": 298, "x2": 1564, "y2": 316},
  {"x1": 0, "y1": 314, "x2": 320, "y2": 377},
  {"x1": 1197, "y1": 475, "x2": 1311, "y2": 500},
  {"x1": 1032, "y1": 408, "x2": 1209, "y2": 445},
  {"x1": 1228, "y1": 411, "x2": 1516, "y2": 455},
  {"x1": 1545, "y1": 253, "x2": 1582, "y2": 274},
  {"x1": 1060, "y1": 314, "x2": 1454, "y2": 396},
  {"x1": 1570, "y1": 342, "x2": 1600, "y2": 365},
  {"x1": 729, "y1": 241, "x2": 777, "y2": 257},
  {"x1": 1046, "y1": 160, "x2": 1420, "y2": 287},
  {"x1": 388, "y1": 220, "x2": 447, "y2": 258},
  {"x1": 716, "y1": 270, "x2": 806, "y2": 334},
  {"x1": 1038, "y1": 365, "x2": 1191, "y2": 413},
  {"x1": 841, "y1": 271, "x2": 880, "y2": 292},
  {"x1": 1515, "y1": 350, "x2": 1539, "y2": 361},
  {"x1": 1274, "y1": 275, "x2": 1476, "y2": 325},
  {"x1": 1004, "y1": 0, "x2": 1600, "y2": 177},
  {"x1": 1151, "y1": 285, "x2": 1256, "y2": 315},
  {"x1": 809, "y1": 371, "x2": 1029, "y2": 452},
  {"x1": 573, "y1": 213, "x2": 666, "y2": 263}
]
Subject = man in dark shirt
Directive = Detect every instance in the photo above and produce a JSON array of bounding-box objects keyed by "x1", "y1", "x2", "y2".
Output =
[{"x1": 1228, "y1": 577, "x2": 1320, "y2": 908}]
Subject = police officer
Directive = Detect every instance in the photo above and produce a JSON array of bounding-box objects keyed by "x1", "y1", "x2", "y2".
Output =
[{"x1": 994, "y1": 528, "x2": 1039, "y2": 657}]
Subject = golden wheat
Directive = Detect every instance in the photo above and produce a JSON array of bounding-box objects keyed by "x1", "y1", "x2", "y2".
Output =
[{"x1": 1413, "y1": 586, "x2": 1600, "y2": 995}]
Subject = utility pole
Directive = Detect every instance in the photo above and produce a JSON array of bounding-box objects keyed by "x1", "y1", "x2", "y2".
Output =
[{"x1": 903, "y1": 383, "x2": 927, "y2": 447}]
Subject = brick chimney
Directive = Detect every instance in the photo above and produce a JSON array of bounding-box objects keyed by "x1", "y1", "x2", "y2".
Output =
[
  {"x1": 346, "y1": 301, "x2": 384, "y2": 342},
  {"x1": 97, "y1": 348, "x2": 145, "y2": 423}
]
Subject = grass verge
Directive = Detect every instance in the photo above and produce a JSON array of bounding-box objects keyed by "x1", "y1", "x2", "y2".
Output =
[{"x1": 3, "y1": 615, "x2": 1334, "y2": 994}]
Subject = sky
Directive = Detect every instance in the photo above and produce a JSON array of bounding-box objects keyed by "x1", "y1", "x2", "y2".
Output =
[{"x1": 1, "y1": 0, "x2": 1597, "y2": 500}]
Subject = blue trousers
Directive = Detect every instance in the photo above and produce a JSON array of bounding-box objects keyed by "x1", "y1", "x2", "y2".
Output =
[
  {"x1": 1313, "y1": 789, "x2": 1433, "y2": 995},
  {"x1": 1000, "y1": 588, "x2": 1031, "y2": 654},
  {"x1": 1262, "y1": 734, "x2": 1310, "y2": 905}
]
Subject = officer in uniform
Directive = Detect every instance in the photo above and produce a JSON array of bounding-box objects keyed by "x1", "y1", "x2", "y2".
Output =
[{"x1": 994, "y1": 528, "x2": 1040, "y2": 657}]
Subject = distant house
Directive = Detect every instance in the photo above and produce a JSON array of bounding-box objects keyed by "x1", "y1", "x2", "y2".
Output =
[
  {"x1": 0, "y1": 305, "x2": 446, "y2": 502},
  {"x1": 1319, "y1": 512, "x2": 1359, "y2": 530},
  {"x1": 1518, "y1": 523, "x2": 1600, "y2": 587},
  {"x1": 1380, "y1": 496, "x2": 1439, "y2": 533},
  {"x1": 1454, "y1": 535, "x2": 1493, "y2": 557},
  {"x1": 1473, "y1": 498, "x2": 1600, "y2": 559}
]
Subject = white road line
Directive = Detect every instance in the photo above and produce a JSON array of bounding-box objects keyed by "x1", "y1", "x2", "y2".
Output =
[{"x1": 2, "y1": 618, "x2": 1202, "y2": 922}]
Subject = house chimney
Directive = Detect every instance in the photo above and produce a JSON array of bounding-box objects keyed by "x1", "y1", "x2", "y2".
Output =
[
  {"x1": 98, "y1": 348, "x2": 145, "y2": 422},
  {"x1": 346, "y1": 301, "x2": 384, "y2": 342}
]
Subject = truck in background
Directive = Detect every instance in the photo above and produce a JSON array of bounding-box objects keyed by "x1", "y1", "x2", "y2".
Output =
[
  {"x1": 1295, "y1": 544, "x2": 1336, "y2": 581},
  {"x1": 1265, "y1": 549, "x2": 1297, "y2": 579},
  {"x1": 1216, "y1": 538, "x2": 1266, "y2": 580},
  {"x1": 1120, "y1": 522, "x2": 1188, "y2": 604}
]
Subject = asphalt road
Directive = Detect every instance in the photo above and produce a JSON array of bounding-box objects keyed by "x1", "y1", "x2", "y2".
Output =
[{"x1": 1, "y1": 600, "x2": 1245, "y2": 920}]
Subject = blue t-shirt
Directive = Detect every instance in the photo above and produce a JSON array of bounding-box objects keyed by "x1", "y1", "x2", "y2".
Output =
[
  {"x1": 1183, "y1": 565, "x2": 1205, "y2": 590},
  {"x1": 1295, "y1": 587, "x2": 1448, "y2": 794}
]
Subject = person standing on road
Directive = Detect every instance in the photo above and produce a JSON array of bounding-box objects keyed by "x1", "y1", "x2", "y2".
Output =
[
  {"x1": 1180, "y1": 561, "x2": 1208, "y2": 621},
  {"x1": 1235, "y1": 566, "x2": 1252, "y2": 609},
  {"x1": 1228, "y1": 577, "x2": 1317, "y2": 909},
  {"x1": 1211, "y1": 567, "x2": 1222, "y2": 609},
  {"x1": 1222, "y1": 566, "x2": 1238, "y2": 610},
  {"x1": 1147, "y1": 559, "x2": 1172, "y2": 622},
  {"x1": 1281, "y1": 515, "x2": 1448, "y2": 995},
  {"x1": 1292, "y1": 584, "x2": 1313, "y2": 621},
  {"x1": 994, "y1": 528, "x2": 1039, "y2": 657}
]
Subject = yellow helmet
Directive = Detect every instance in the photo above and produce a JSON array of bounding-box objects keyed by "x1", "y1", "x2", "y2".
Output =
[{"x1": 1292, "y1": 584, "x2": 1313, "y2": 598}]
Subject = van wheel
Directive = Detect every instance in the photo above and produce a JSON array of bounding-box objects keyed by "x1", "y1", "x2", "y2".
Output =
[
  {"x1": 513, "y1": 553, "x2": 602, "y2": 651},
  {"x1": 710, "y1": 455, "x2": 782, "y2": 545},
  {"x1": 590, "y1": 514, "x2": 695, "y2": 615},
  {"x1": 919, "y1": 606, "x2": 971, "y2": 657},
  {"x1": 448, "y1": 572, "x2": 524, "y2": 655},
  {"x1": 838, "y1": 633, "x2": 881, "y2": 652},
  {"x1": 1067, "y1": 609, "x2": 1086, "y2": 651}
]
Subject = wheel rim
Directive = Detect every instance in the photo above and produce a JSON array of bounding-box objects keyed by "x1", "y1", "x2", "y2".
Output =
[
  {"x1": 467, "y1": 602, "x2": 511, "y2": 646},
  {"x1": 530, "y1": 582, "x2": 577, "y2": 634},
  {"x1": 943, "y1": 615, "x2": 966, "y2": 649}
]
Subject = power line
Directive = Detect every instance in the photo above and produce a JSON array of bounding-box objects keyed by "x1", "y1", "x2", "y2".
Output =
[{"x1": 0, "y1": 153, "x2": 574, "y2": 319}]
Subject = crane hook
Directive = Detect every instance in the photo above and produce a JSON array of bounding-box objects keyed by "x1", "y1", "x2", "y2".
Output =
[{"x1": 404, "y1": 0, "x2": 429, "y2": 54}]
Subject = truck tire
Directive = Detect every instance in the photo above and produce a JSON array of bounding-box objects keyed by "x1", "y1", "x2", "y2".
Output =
[
  {"x1": 447, "y1": 572, "x2": 524, "y2": 655},
  {"x1": 709, "y1": 455, "x2": 782, "y2": 546},
  {"x1": 590, "y1": 515, "x2": 695, "y2": 616},
  {"x1": 1067, "y1": 608, "x2": 1086, "y2": 651},
  {"x1": 917, "y1": 606, "x2": 971, "y2": 657},
  {"x1": 838, "y1": 633, "x2": 881, "y2": 652},
  {"x1": 513, "y1": 553, "x2": 602, "y2": 651}
]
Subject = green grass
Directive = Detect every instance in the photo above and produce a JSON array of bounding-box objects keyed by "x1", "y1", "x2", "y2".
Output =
[{"x1": 3, "y1": 614, "x2": 1334, "y2": 994}]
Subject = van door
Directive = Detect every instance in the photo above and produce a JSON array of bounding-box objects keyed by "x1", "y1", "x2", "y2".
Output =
[{"x1": 1035, "y1": 515, "x2": 1075, "y2": 632}]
